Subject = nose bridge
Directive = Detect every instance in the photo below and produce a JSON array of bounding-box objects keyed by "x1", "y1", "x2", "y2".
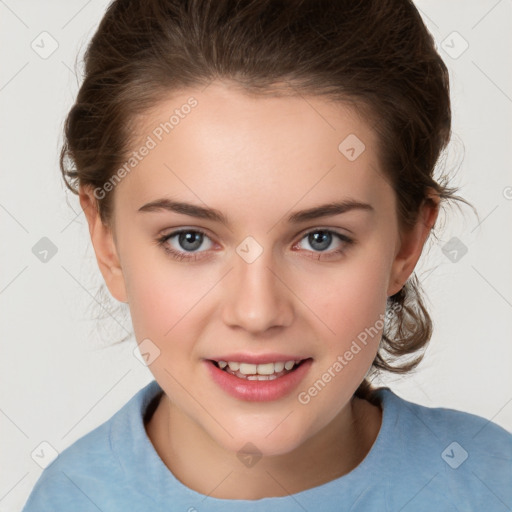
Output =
[{"x1": 222, "y1": 239, "x2": 293, "y2": 332}]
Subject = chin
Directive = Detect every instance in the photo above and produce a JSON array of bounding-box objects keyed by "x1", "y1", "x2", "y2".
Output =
[{"x1": 211, "y1": 417, "x2": 313, "y2": 458}]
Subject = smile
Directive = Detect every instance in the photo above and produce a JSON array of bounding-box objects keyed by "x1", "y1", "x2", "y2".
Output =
[
  {"x1": 205, "y1": 357, "x2": 313, "y2": 401},
  {"x1": 213, "y1": 360, "x2": 304, "y2": 380}
]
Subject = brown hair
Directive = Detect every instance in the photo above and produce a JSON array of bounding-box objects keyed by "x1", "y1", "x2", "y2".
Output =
[{"x1": 61, "y1": 0, "x2": 475, "y2": 400}]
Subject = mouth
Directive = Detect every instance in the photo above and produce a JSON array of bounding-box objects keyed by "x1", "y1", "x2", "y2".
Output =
[
  {"x1": 205, "y1": 356, "x2": 314, "y2": 401},
  {"x1": 210, "y1": 359, "x2": 309, "y2": 380}
]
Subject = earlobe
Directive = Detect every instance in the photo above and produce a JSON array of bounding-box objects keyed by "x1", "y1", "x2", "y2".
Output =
[
  {"x1": 387, "y1": 192, "x2": 440, "y2": 297},
  {"x1": 79, "y1": 186, "x2": 128, "y2": 303}
]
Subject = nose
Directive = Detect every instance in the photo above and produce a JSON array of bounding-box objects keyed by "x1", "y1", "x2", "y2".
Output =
[{"x1": 221, "y1": 249, "x2": 294, "y2": 334}]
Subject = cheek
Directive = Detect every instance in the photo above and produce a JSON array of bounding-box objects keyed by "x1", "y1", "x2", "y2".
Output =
[
  {"x1": 121, "y1": 248, "x2": 211, "y2": 348},
  {"x1": 300, "y1": 250, "x2": 391, "y2": 346},
  {"x1": 296, "y1": 259, "x2": 389, "y2": 419},
  {"x1": 124, "y1": 265, "x2": 216, "y2": 391}
]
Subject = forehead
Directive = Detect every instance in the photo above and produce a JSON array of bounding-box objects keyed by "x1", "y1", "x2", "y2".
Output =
[{"x1": 115, "y1": 82, "x2": 392, "y2": 219}]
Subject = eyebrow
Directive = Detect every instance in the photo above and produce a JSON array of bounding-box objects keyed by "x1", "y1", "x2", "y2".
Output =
[{"x1": 137, "y1": 197, "x2": 374, "y2": 225}]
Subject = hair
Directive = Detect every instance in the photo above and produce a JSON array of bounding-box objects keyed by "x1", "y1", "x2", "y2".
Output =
[{"x1": 61, "y1": 0, "x2": 475, "y2": 401}]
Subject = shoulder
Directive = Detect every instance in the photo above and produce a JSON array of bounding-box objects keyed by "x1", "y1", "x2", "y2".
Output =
[
  {"x1": 374, "y1": 388, "x2": 512, "y2": 511},
  {"x1": 380, "y1": 387, "x2": 512, "y2": 450},
  {"x1": 21, "y1": 380, "x2": 162, "y2": 512},
  {"x1": 21, "y1": 416, "x2": 122, "y2": 511}
]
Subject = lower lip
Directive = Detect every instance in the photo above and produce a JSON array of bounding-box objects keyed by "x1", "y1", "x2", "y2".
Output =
[{"x1": 205, "y1": 359, "x2": 313, "y2": 402}]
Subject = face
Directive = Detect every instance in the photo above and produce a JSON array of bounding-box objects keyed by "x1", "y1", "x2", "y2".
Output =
[{"x1": 82, "y1": 80, "x2": 435, "y2": 457}]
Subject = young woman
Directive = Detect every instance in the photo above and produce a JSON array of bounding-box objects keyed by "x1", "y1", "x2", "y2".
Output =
[{"x1": 22, "y1": 1, "x2": 512, "y2": 510}]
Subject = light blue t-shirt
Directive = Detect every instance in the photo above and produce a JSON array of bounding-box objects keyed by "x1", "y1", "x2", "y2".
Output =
[{"x1": 21, "y1": 379, "x2": 512, "y2": 511}]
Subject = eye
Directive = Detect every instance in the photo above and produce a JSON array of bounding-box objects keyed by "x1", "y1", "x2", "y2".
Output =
[
  {"x1": 157, "y1": 229, "x2": 214, "y2": 261},
  {"x1": 294, "y1": 229, "x2": 354, "y2": 259},
  {"x1": 157, "y1": 227, "x2": 354, "y2": 262}
]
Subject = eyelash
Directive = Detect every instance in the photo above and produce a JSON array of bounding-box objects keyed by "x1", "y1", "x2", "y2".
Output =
[{"x1": 156, "y1": 228, "x2": 354, "y2": 262}]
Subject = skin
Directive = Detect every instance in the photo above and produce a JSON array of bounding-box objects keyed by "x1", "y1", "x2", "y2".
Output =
[{"x1": 80, "y1": 80, "x2": 439, "y2": 499}]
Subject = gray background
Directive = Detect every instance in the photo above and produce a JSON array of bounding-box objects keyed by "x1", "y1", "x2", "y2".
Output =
[{"x1": 1, "y1": 1, "x2": 511, "y2": 510}]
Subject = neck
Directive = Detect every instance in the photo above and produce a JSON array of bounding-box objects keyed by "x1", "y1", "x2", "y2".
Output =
[{"x1": 145, "y1": 393, "x2": 382, "y2": 500}]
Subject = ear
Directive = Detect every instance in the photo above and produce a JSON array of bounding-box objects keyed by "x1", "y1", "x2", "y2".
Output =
[
  {"x1": 79, "y1": 186, "x2": 128, "y2": 303},
  {"x1": 387, "y1": 189, "x2": 440, "y2": 297}
]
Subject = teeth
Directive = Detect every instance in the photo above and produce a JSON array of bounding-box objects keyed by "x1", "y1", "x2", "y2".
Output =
[
  {"x1": 220, "y1": 359, "x2": 300, "y2": 375},
  {"x1": 239, "y1": 363, "x2": 257, "y2": 375},
  {"x1": 247, "y1": 375, "x2": 278, "y2": 381},
  {"x1": 256, "y1": 363, "x2": 275, "y2": 375},
  {"x1": 274, "y1": 361, "x2": 285, "y2": 372}
]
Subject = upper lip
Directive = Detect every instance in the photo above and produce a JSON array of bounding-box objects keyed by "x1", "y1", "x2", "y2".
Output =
[{"x1": 207, "y1": 353, "x2": 311, "y2": 364}]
